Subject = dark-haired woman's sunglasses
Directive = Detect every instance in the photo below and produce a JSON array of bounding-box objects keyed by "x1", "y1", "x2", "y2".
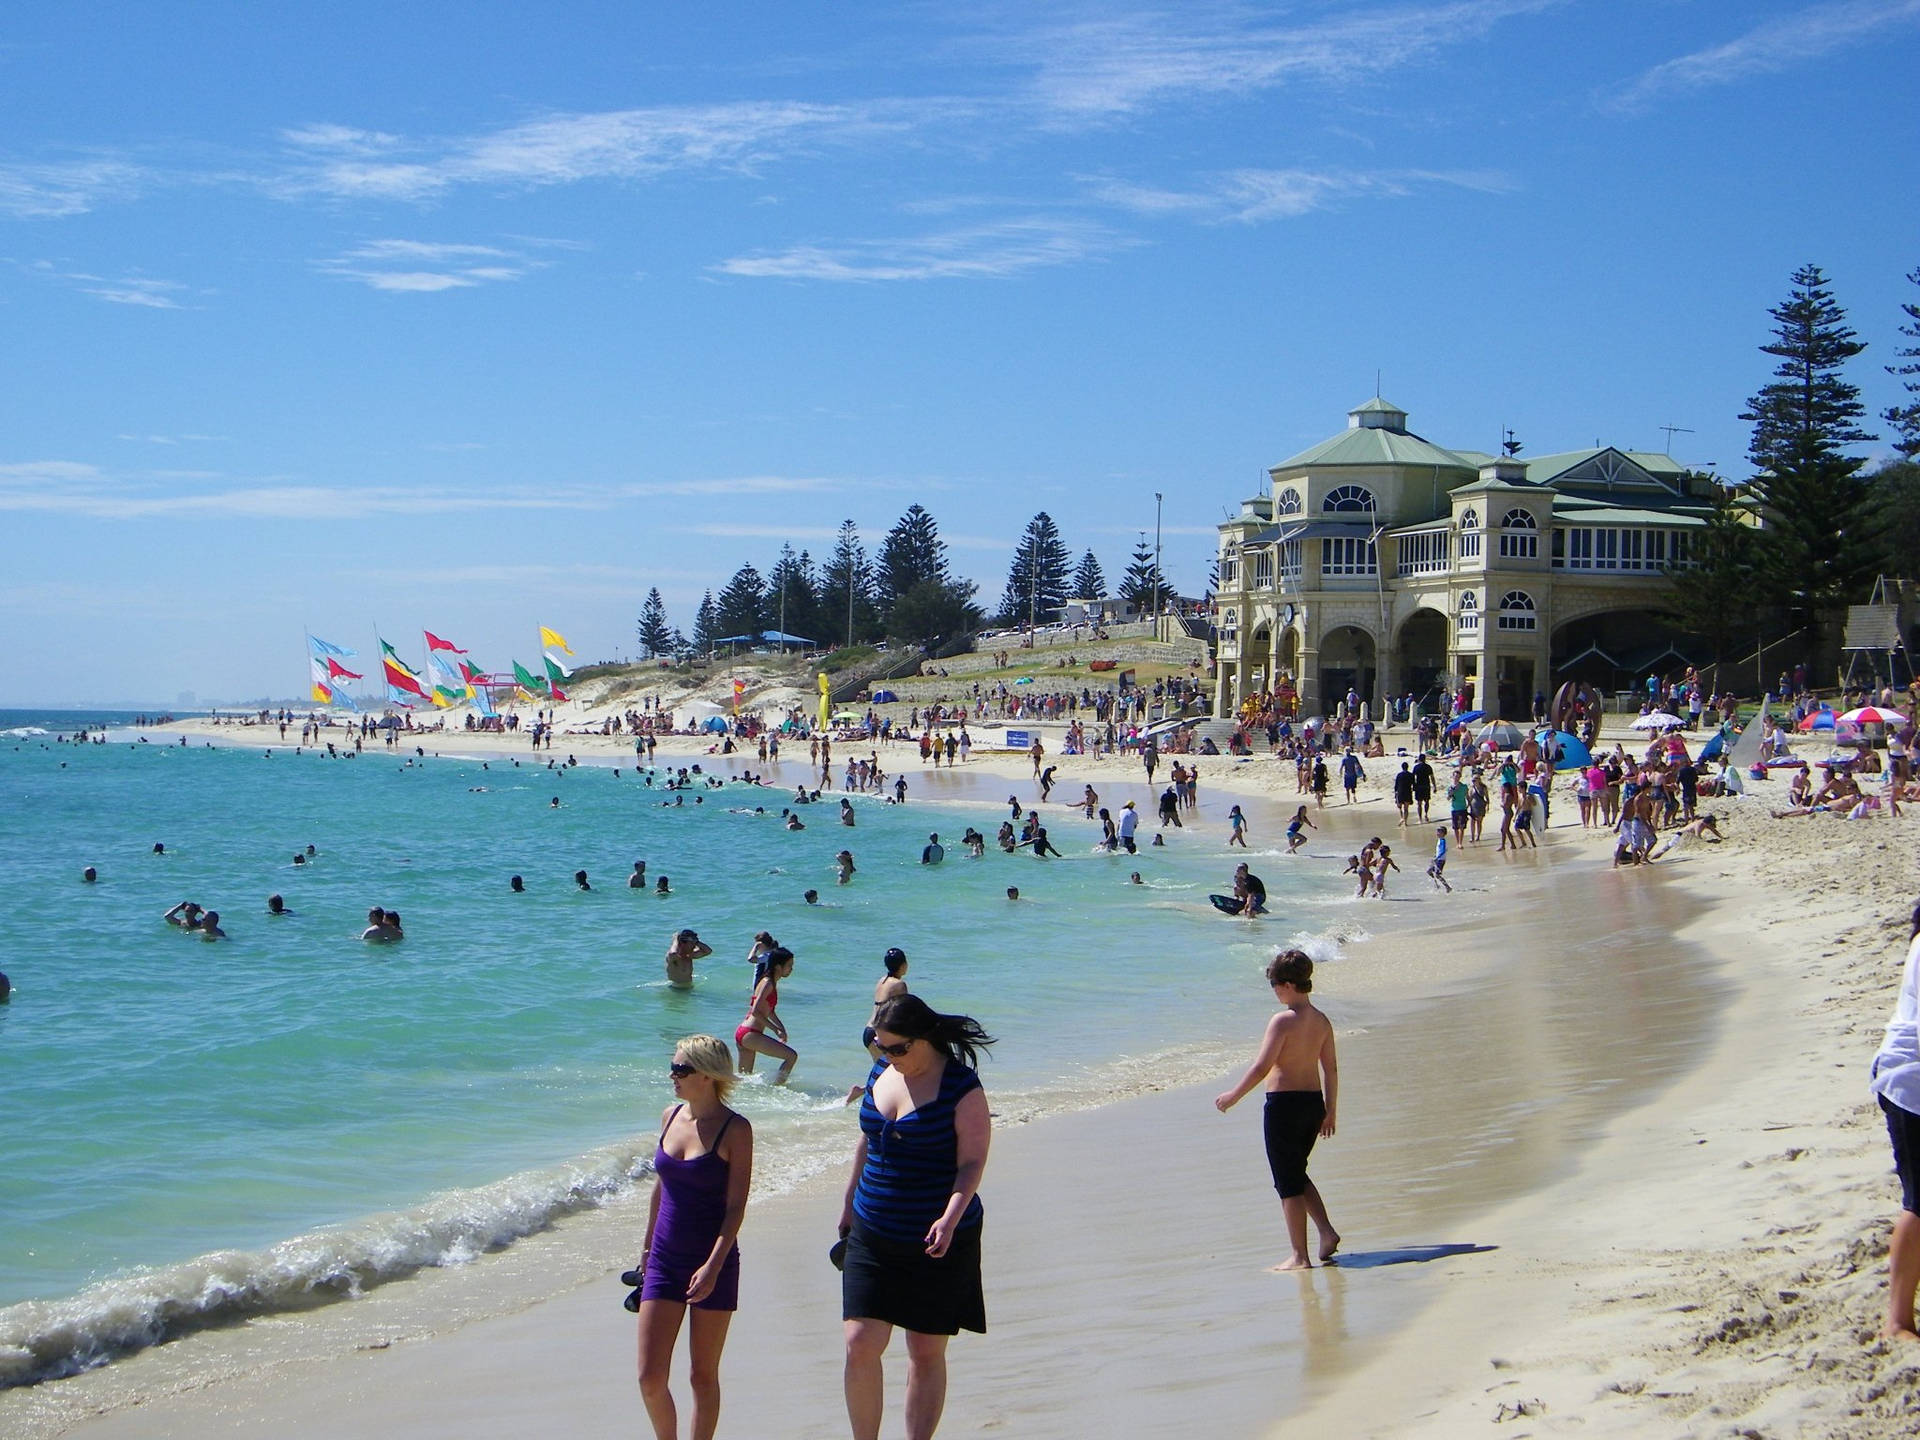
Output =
[
  {"x1": 669, "y1": 1061, "x2": 696, "y2": 1078},
  {"x1": 875, "y1": 1039, "x2": 915, "y2": 1058}
]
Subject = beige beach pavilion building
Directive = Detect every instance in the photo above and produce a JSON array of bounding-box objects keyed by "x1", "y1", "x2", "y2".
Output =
[{"x1": 1212, "y1": 397, "x2": 1718, "y2": 722}]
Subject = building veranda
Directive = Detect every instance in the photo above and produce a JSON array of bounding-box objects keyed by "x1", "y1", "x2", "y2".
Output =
[{"x1": 1213, "y1": 398, "x2": 1719, "y2": 723}]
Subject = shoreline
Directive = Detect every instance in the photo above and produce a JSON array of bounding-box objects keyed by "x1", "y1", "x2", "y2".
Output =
[
  {"x1": 8, "y1": 718, "x2": 1738, "y2": 1438},
  {"x1": 10, "y1": 716, "x2": 1915, "y2": 1435}
]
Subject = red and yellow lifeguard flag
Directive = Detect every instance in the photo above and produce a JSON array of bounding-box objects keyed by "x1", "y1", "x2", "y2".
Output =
[
  {"x1": 310, "y1": 658, "x2": 334, "y2": 705},
  {"x1": 424, "y1": 630, "x2": 467, "y2": 654},
  {"x1": 380, "y1": 638, "x2": 430, "y2": 704},
  {"x1": 731, "y1": 678, "x2": 746, "y2": 714}
]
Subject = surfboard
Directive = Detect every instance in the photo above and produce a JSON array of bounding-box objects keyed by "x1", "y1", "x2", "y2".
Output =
[{"x1": 1209, "y1": 893, "x2": 1244, "y2": 914}]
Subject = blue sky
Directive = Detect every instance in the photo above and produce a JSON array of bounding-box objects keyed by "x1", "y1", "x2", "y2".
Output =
[{"x1": 3, "y1": 1, "x2": 1916, "y2": 705}]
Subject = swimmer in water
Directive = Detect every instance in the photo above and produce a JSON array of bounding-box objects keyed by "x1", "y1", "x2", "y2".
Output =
[
  {"x1": 840, "y1": 798, "x2": 856, "y2": 827},
  {"x1": 1006, "y1": 887, "x2": 1020, "y2": 901},
  {"x1": 292, "y1": 853, "x2": 306, "y2": 866},
  {"x1": 655, "y1": 875, "x2": 672, "y2": 895},
  {"x1": 836, "y1": 850, "x2": 856, "y2": 885},
  {"x1": 82, "y1": 866, "x2": 97, "y2": 883},
  {"x1": 361, "y1": 907, "x2": 400, "y2": 942},
  {"x1": 163, "y1": 900, "x2": 203, "y2": 930},
  {"x1": 665, "y1": 928, "x2": 712, "y2": 989},
  {"x1": 550, "y1": 796, "x2": 561, "y2": 808},
  {"x1": 510, "y1": 874, "x2": 525, "y2": 892},
  {"x1": 575, "y1": 869, "x2": 592, "y2": 891},
  {"x1": 267, "y1": 894, "x2": 290, "y2": 915},
  {"x1": 921, "y1": 832, "x2": 944, "y2": 865},
  {"x1": 804, "y1": 889, "x2": 819, "y2": 905},
  {"x1": 198, "y1": 910, "x2": 226, "y2": 940},
  {"x1": 1129, "y1": 872, "x2": 1143, "y2": 885},
  {"x1": 153, "y1": 843, "x2": 166, "y2": 855},
  {"x1": 628, "y1": 861, "x2": 648, "y2": 889}
]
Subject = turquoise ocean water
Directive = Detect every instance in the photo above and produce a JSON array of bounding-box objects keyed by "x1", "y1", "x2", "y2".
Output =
[{"x1": 0, "y1": 711, "x2": 1343, "y2": 1385}]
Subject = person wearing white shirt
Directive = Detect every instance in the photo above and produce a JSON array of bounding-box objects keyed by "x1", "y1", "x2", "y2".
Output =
[{"x1": 1869, "y1": 906, "x2": 1920, "y2": 1343}]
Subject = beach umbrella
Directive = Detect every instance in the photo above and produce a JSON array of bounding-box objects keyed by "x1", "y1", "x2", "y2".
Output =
[
  {"x1": 1476, "y1": 720, "x2": 1525, "y2": 750},
  {"x1": 1015, "y1": 676, "x2": 1034, "y2": 685},
  {"x1": 1447, "y1": 709, "x2": 1485, "y2": 729},
  {"x1": 831, "y1": 710, "x2": 863, "y2": 724},
  {"x1": 701, "y1": 716, "x2": 729, "y2": 733},
  {"x1": 1840, "y1": 706, "x2": 1906, "y2": 726},
  {"x1": 1535, "y1": 728, "x2": 1591, "y2": 767},
  {"x1": 1628, "y1": 711, "x2": 1683, "y2": 731},
  {"x1": 870, "y1": 689, "x2": 898, "y2": 703},
  {"x1": 1796, "y1": 708, "x2": 1837, "y2": 732},
  {"x1": 1699, "y1": 730, "x2": 1727, "y2": 762}
]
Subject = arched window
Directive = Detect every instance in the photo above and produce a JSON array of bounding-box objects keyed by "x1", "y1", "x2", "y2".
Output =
[
  {"x1": 1275, "y1": 488, "x2": 1302, "y2": 515},
  {"x1": 1458, "y1": 507, "x2": 1481, "y2": 560},
  {"x1": 1497, "y1": 590, "x2": 1536, "y2": 631},
  {"x1": 1499, "y1": 507, "x2": 1538, "y2": 559},
  {"x1": 1457, "y1": 592, "x2": 1480, "y2": 634},
  {"x1": 1220, "y1": 607, "x2": 1239, "y2": 645},
  {"x1": 1220, "y1": 541, "x2": 1240, "y2": 587},
  {"x1": 1324, "y1": 485, "x2": 1375, "y2": 513}
]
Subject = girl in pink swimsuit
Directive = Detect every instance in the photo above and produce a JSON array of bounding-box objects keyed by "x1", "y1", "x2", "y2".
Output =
[{"x1": 735, "y1": 947, "x2": 797, "y2": 1084}]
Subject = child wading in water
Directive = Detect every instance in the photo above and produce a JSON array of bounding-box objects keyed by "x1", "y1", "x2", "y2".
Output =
[{"x1": 1214, "y1": 949, "x2": 1341, "y2": 1269}]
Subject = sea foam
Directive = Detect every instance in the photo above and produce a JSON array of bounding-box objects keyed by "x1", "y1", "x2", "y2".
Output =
[{"x1": 0, "y1": 1142, "x2": 651, "y2": 1387}]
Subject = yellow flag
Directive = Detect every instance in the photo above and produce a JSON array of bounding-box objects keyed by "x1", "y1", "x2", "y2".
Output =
[{"x1": 539, "y1": 626, "x2": 573, "y2": 654}]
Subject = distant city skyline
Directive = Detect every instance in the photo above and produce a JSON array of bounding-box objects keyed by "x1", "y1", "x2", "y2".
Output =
[{"x1": 3, "y1": 2, "x2": 1916, "y2": 704}]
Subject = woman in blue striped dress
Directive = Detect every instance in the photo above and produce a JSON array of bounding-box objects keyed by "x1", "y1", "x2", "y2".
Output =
[{"x1": 838, "y1": 995, "x2": 995, "y2": 1440}]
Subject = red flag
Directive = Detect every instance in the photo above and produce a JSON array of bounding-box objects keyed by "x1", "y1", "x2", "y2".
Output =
[
  {"x1": 424, "y1": 631, "x2": 467, "y2": 653},
  {"x1": 326, "y1": 658, "x2": 363, "y2": 680}
]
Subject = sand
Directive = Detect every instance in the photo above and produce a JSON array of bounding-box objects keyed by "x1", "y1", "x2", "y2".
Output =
[{"x1": 11, "y1": 711, "x2": 1919, "y2": 1437}]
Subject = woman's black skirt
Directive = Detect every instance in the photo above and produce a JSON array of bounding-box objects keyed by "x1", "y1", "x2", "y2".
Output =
[{"x1": 841, "y1": 1217, "x2": 985, "y2": 1335}]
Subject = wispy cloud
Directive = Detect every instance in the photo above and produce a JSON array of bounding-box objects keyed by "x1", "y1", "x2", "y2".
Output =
[
  {"x1": 18, "y1": 260, "x2": 194, "y2": 309},
  {"x1": 317, "y1": 238, "x2": 542, "y2": 292},
  {"x1": 687, "y1": 522, "x2": 851, "y2": 541},
  {"x1": 276, "y1": 101, "x2": 935, "y2": 203},
  {"x1": 1088, "y1": 167, "x2": 1513, "y2": 222},
  {"x1": 0, "y1": 463, "x2": 839, "y2": 519},
  {"x1": 1006, "y1": 1, "x2": 1559, "y2": 119},
  {"x1": 714, "y1": 216, "x2": 1132, "y2": 281},
  {"x1": 0, "y1": 157, "x2": 144, "y2": 218},
  {"x1": 1611, "y1": 0, "x2": 1920, "y2": 112}
]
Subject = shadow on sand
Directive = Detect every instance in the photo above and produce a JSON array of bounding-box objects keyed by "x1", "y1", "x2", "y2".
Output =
[{"x1": 1329, "y1": 1243, "x2": 1498, "y2": 1269}]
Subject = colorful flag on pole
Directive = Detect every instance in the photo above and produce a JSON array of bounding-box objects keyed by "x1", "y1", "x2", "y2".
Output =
[
  {"x1": 309, "y1": 634, "x2": 357, "y2": 659},
  {"x1": 310, "y1": 657, "x2": 334, "y2": 705},
  {"x1": 543, "y1": 655, "x2": 569, "y2": 702},
  {"x1": 325, "y1": 657, "x2": 363, "y2": 681},
  {"x1": 380, "y1": 638, "x2": 430, "y2": 704},
  {"x1": 424, "y1": 631, "x2": 467, "y2": 654},
  {"x1": 732, "y1": 678, "x2": 746, "y2": 714},
  {"x1": 426, "y1": 652, "x2": 468, "y2": 707},
  {"x1": 513, "y1": 660, "x2": 551, "y2": 698},
  {"x1": 539, "y1": 626, "x2": 573, "y2": 654}
]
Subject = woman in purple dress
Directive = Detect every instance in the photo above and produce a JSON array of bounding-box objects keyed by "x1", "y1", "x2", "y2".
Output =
[{"x1": 627, "y1": 1033, "x2": 753, "y2": 1440}]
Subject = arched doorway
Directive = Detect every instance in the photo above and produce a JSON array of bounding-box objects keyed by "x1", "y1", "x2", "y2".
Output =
[
  {"x1": 1277, "y1": 626, "x2": 1299, "y2": 684},
  {"x1": 1246, "y1": 624, "x2": 1272, "y2": 699},
  {"x1": 1396, "y1": 609, "x2": 1448, "y2": 714},
  {"x1": 1318, "y1": 626, "x2": 1377, "y2": 716}
]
